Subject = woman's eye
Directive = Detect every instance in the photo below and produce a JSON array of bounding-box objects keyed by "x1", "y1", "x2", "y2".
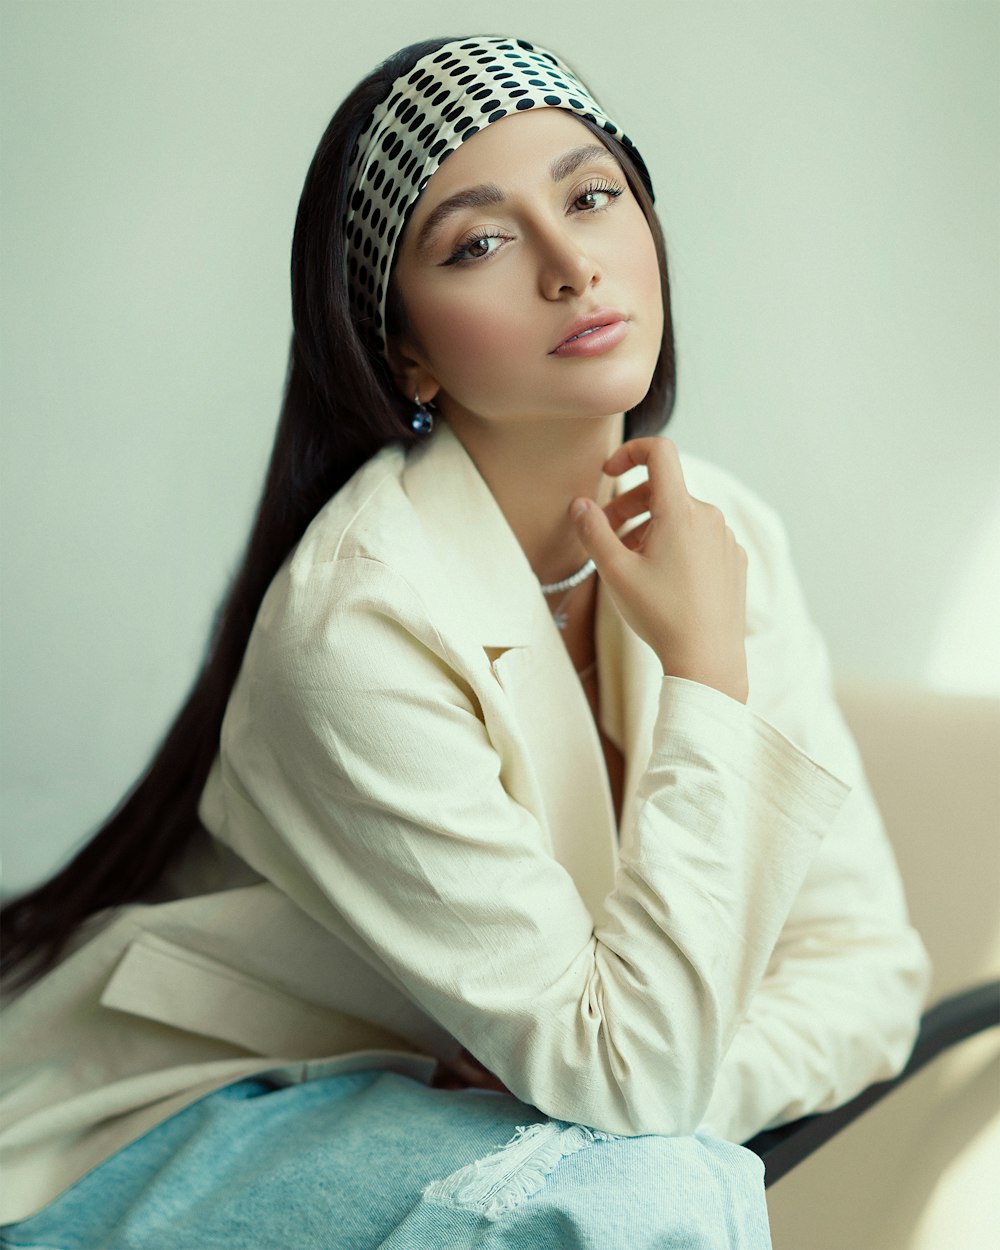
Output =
[
  {"x1": 444, "y1": 231, "x2": 506, "y2": 266},
  {"x1": 573, "y1": 181, "x2": 625, "y2": 212},
  {"x1": 441, "y1": 181, "x2": 625, "y2": 266}
]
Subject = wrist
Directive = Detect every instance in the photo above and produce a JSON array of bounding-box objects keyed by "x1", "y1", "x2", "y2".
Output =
[{"x1": 657, "y1": 659, "x2": 748, "y2": 705}]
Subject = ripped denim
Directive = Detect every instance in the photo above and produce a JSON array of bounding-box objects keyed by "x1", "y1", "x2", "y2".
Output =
[{"x1": 0, "y1": 1071, "x2": 772, "y2": 1249}]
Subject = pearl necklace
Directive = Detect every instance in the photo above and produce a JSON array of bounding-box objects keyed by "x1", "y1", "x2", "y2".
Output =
[
  {"x1": 539, "y1": 557, "x2": 597, "y2": 597},
  {"x1": 539, "y1": 558, "x2": 598, "y2": 680},
  {"x1": 539, "y1": 556, "x2": 597, "y2": 634}
]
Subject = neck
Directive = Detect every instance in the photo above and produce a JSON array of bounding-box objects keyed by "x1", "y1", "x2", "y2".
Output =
[{"x1": 442, "y1": 409, "x2": 625, "y2": 585}]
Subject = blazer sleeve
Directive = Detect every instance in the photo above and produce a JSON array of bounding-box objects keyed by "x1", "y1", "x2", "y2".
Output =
[
  {"x1": 211, "y1": 551, "x2": 851, "y2": 1138},
  {"x1": 693, "y1": 483, "x2": 932, "y2": 1144}
]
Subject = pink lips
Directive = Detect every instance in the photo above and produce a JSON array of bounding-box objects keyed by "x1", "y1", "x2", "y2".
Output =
[{"x1": 550, "y1": 310, "x2": 629, "y2": 357}]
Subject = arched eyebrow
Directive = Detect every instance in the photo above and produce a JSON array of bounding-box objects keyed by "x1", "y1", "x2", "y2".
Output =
[{"x1": 413, "y1": 143, "x2": 619, "y2": 259}]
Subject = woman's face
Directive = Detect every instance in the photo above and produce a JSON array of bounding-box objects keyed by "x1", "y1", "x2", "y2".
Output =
[{"x1": 389, "y1": 108, "x2": 664, "y2": 427}]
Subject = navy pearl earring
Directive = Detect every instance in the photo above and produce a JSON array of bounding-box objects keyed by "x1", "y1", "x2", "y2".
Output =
[{"x1": 411, "y1": 391, "x2": 434, "y2": 436}]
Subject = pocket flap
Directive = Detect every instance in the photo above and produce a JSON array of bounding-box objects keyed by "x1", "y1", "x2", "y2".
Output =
[{"x1": 100, "y1": 933, "x2": 407, "y2": 1059}]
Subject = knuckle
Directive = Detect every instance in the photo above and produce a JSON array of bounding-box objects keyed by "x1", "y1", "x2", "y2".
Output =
[
  {"x1": 681, "y1": 493, "x2": 699, "y2": 520},
  {"x1": 700, "y1": 501, "x2": 725, "y2": 525}
]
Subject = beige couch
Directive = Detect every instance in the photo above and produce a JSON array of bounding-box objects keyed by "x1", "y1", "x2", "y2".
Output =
[{"x1": 766, "y1": 683, "x2": 1000, "y2": 1250}]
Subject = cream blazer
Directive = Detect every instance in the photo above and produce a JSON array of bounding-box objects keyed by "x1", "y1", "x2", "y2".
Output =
[{"x1": 0, "y1": 421, "x2": 931, "y2": 1223}]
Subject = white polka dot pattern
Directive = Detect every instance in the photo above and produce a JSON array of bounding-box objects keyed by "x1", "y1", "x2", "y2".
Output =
[{"x1": 343, "y1": 35, "x2": 653, "y2": 357}]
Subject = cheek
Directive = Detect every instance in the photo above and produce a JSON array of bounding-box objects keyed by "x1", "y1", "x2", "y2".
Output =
[
  {"x1": 408, "y1": 281, "x2": 534, "y2": 385},
  {"x1": 620, "y1": 219, "x2": 662, "y2": 317}
]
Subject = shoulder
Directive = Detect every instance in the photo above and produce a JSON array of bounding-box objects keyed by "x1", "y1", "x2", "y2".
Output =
[
  {"x1": 286, "y1": 443, "x2": 428, "y2": 583},
  {"x1": 247, "y1": 446, "x2": 459, "y2": 693},
  {"x1": 675, "y1": 450, "x2": 801, "y2": 634}
]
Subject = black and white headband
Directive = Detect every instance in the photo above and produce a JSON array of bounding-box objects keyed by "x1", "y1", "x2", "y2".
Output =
[{"x1": 343, "y1": 35, "x2": 653, "y2": 357}]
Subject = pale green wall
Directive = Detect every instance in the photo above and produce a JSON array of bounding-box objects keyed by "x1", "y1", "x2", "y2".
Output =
[{"x1": 2, "y1": 0, "x2": 997, "y2": 892}]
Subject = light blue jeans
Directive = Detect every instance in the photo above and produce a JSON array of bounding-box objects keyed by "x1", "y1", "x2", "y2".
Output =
[{"x1": 0, "y1": 1071, "x2": 772, "y2": 1248}]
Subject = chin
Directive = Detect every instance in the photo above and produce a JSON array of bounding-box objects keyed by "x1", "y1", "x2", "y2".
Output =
[{"x1": 571, "y1": 364, "x2": 657, "y2": 420}]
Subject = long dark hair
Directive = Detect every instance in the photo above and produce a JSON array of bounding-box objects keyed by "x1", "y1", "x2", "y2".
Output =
[{"x1": 1, "y1": 36, "x2": 676, "y2": 990}]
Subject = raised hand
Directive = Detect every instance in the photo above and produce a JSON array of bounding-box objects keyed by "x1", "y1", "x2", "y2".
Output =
[{"x1": 571, "y1": 438, "x2": 749, "y2": 704}]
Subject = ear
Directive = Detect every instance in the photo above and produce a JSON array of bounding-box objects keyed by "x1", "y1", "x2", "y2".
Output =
[{"x1": 385, "y1": 335, "x2": 441, "y2": 408}]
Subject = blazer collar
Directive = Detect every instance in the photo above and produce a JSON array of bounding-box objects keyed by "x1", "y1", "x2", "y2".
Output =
[
  {"x1": 401, "y1": 419, "x2": 544, "y2": 648},
  {"x1": 399, "y1": 417, "x2": 660, "y2": 759},
  {"x1": 400, "y1": 419, "x2": 662, "y2": 912},
  {"x1": 401, "y1": 419, "x2": 650, "y2": 644}
]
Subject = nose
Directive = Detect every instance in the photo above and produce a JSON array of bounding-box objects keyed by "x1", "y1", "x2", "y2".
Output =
[{"x1": 536, "y1": 222, "x2": 601, "y2": 300}]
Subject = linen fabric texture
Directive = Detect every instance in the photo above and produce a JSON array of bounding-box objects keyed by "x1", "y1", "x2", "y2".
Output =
[
  {"x1": 0, "y1": 420, "x2": 931, "y2": 1224},
  {"x1": 343, "y1": 35, "x2": 652, "y2": 355}
]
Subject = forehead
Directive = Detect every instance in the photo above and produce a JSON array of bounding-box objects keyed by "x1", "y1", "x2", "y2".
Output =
[{"x1": 410, "y1": 109, "x2": 609, "y2": 211}]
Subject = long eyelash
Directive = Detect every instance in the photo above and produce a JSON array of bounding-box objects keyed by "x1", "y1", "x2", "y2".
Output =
[
  {"x1": 576, "y1": 178, "x2": 626, "y2": 202},
  {"x1": 442, "y1": 229, "x2": 506, "y2": 267},
  {"x1": 441, "y1": 179, "x2": 626, "y2": 267}
]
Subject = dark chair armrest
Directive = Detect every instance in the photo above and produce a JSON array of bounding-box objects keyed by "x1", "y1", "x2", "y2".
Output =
[{"x1": 743, "y1": 980, "x2": 1000, "y2": 1187}]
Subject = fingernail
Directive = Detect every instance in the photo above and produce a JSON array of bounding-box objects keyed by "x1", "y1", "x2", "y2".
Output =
[{"x1": 571, "y1": 499, "x2": 589, "y2": 520}]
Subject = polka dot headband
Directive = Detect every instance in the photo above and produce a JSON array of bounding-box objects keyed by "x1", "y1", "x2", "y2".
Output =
[{"x1": 343, "y1": 35, "x2": 653, "y2": 357}]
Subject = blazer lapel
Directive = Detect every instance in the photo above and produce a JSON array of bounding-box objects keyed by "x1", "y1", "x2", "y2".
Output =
[
  {"x1": 402, "y1": 421, "x2": 622, "y2": 919},
  {"x1": 485, "y1": 630, "x2": 619, "y2": 922}
]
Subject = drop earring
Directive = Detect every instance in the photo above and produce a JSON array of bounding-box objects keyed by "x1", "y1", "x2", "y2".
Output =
[{"x1": 411, "y1": 391, "x2": 434, "y2": 436}]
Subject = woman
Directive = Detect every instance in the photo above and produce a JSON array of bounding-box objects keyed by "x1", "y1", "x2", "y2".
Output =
[{"x1": 1, "y1": 34, "x2": 929, "y2": 1249}]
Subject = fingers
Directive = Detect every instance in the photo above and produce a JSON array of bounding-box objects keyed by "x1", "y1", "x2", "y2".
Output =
[
  {"x1": 571, "y1": 437, "x2": 688, "y2": 579},
  {"x1": 433, "y1": 1049, "x2": 514, "y2": 1095},
  {"x1": 602, "y1": 437, "x2": 689, "y2": 516},
  {"x1": 619, "y1": 516, "x2": 651, "y2": 551},
  {"x1": 572, "y1": 436, "x2": 749, "y2": 702},
  {"x1": 602, "y1": 480, "x2": 651, "y2": 535},
  {"x1": 570, "y1": 495, "x2": 632, "y2": 582}
]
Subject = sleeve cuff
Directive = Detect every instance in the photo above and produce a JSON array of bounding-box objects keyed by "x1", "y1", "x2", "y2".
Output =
[{"x1": 654, "y1": 675, "x2": 852, "y2": 823}]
